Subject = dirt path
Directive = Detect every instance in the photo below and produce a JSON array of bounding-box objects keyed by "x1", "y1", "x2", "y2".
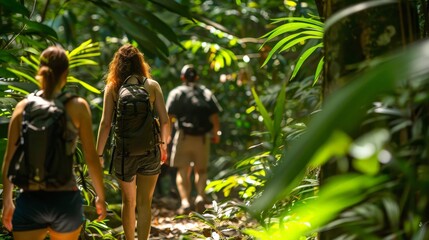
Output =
[
  {"x1": 148, "y1": 196, "x2": 249, "y2": 240},
  {"x1": 149, "y1": 196, "x2": 211, "y2": 239}
]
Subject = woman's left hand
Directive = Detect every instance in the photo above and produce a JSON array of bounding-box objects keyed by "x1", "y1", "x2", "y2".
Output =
[
  {"x1": 95, "y1": 196, "x2": 107, "y2": 221},
  {"x1": 2, "y1": 200, "x2": 15, "y2": 231}
]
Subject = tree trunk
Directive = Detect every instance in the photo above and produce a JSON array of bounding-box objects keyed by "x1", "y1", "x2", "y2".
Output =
[
  {"x1": 319, "y1": 1, "x2": 420, "y2": 239},
  {"x1": 323, "y1": 0, "x2": 419, "y2": 96}
]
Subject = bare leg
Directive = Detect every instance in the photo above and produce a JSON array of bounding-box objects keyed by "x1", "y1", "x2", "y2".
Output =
[
  {"x1": 194, "y1": 166, "x2": 208, "y2": 213},
  {"x1": 194, "y1": 167, "x2": 208, "y2": 199},
  {"x1": 176, "y1": 166, "x2": 193, "y2": 208},
  {"x1": 136, "y1": 174, "x2": 159, "y2": 240},
  {"x1": 193, "y1": 135, "x2": 210, "y2": 212},
  {"x1": 118, "y1": 177, "x2": 137, "y2": 240},
  {"x1": 48, "y1": 226, "x2": 82, "y2": 240},
  {"x1": 13, "y1": 229, "x2": 48, "y2": 240},
  {"x1": 13, "y1": 226, "x2": 82, "y2": 240}
]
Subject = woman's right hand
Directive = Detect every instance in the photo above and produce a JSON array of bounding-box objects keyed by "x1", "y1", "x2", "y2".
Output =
[
  {"x1": 160, "y1": 143, "x2": 168, "y2": 164},
  {"x1": 99, "y1": 156, "x2": 105, "y2": 168}
]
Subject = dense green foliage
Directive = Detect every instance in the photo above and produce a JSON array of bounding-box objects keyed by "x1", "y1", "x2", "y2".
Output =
[
  {"x1": 2, "y1": 0, "x2": 429, "y2": 239},
  {"x1": 1, "y1": 0, "x2": 313, "y2": 238}
]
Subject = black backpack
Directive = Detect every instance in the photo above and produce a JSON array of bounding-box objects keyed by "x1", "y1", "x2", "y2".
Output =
[
  {"x1": 178, "y1": 86, "x2": 213, "y2": 135},
  {"x1": 7, "y1": 91, "x2": 83, "y2": 189},
  {"x1": 112, "y1": 75, "x2": 160, "y2": 159}
]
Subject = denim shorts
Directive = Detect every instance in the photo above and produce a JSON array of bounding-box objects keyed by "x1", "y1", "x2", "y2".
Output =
[
  {"x1": 113, "y1": 147, "x2": 161, "y2": 182},
  {"x1": 12, "y1": 190, "x2": 84, "y2": 232}
]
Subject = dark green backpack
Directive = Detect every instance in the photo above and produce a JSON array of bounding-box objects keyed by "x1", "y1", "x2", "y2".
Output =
[
  {"x1": 7, "y1": 91, "x2": 84, "y2": 189},
  {"x1": 113, "y1": 75, "x2": 161, "y2": 155},
  {"x1": 177, "y1": 85, "x2": 213, "y2": 135},
  {"x1": 110, "y1": 76, "x2": 161, "y2": 178}
]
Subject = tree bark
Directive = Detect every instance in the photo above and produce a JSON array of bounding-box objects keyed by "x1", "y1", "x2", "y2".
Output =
[
  {"x1": 319, "y1": 1, "x2": 420, "y2": 239},
  {"x1": 323, "y1": 0, "x2": 419, "y2": 97}
]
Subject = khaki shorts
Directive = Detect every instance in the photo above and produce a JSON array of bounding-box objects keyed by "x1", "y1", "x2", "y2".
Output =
[{"x1": 170, "y1": 130, "x2": 210, "y2": 169}]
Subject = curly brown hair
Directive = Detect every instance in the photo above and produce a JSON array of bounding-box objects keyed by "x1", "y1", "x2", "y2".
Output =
[{"x1": 106, "y1": 44, "x2": 152, "y2": 92}]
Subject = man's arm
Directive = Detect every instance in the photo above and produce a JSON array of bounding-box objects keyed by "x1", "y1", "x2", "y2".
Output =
[{"x1": 210, "y1": 113, "x2": 221, "y2": 144}]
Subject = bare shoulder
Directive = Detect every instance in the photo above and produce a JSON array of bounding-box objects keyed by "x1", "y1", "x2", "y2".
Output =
[
  {"x1": 105, "y1": 83, "x2": 117, "y2": 100},
  {"x1": 70, "y1": 96, "x2": 89, "y2": 107},
  {"x1": 147, "y1": 78, "x2": 160, "y2": 88},
  {"x1": 15, "y1": 99, "x2": 28, "y2": 112},
  {"x1": 146, "y1": 78, "x2": 163, "y2": 93},
  {"x1": 65, "y1": 96, "x2": 90, "y2": 116},
  {"x1": 10, "y1": 99, "x2": 28, "y2": 120},
  {"x1": 105, "y1": 83, "x2": 115, "y2": 93}
]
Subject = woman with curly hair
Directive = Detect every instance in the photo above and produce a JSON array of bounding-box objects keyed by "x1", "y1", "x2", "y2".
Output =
[{"x1": 96, "y1": 44, "x2": 169, "y2": 240}]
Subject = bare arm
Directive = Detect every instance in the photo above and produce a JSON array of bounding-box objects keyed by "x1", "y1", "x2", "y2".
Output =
[
  {"x1": 210, "y1": 113, "x2": 221, "y2": 144},
  {"x1": 152, "y1": 80, "x2": 170, "y2": 163},
  {"x1": 71, "y1": 97, "x2": 106, "y2": 221},
  {"x1": 167, "y1": 114, "x2": 176, "y2": 144},
  {"x1": 1, "y1": 100, "x2": 26, "y2": 231},
  {"x1": 96, "y1": 85, "x2": 115, "y2": 166}
]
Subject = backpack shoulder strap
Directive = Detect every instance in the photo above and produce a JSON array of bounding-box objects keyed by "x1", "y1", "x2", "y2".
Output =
[
  {"x1": 57, "y1": 91, "x2": 78, "y2": 105},
  {"x1": 141, "y1": 76, "x2": 147, "y2": 85},
  {"x1": 26, "y1": 90, "x2": 42, "y2": 101},
  {"x1": 123, "y1": 75, "x2": 134, "y2": 85},
  {"x1": 32, "y1": 90, "x2": 42, "y2": 97},
  {"x1": 56, "y1": 91, "x2": 87, "y2": 190},
  {"x1": 134, "y1": 75, "x2": 147, "y2": 85},
  {"x1": 124, "y1": 75, "x2": 147, "y2": 85}
]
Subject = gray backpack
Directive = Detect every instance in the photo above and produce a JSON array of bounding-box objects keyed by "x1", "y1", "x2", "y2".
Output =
[{"x1": 7, "y1": 91, "x2": 84, "y2": 189}]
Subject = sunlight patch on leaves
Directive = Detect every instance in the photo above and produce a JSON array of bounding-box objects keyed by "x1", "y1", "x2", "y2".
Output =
[
  {"x1": 67, "y1": 76, "x2": 101, "y2": 94},
  {"x1": 246, "y1": 174, "x2": 387, "y2": 239},
  {"x1": 182, "y1": 39, "x2": 237, "y2": 71},
  {"x1": 6, "y1": 68, "x2": 39, "y2": 86},
  {"x1": 260, "y1": 17, "x2": 324, "y2": 83}
]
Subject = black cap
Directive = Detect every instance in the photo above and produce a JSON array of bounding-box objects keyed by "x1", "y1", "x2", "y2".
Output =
[{"x1": 181, "y1": 65, "x2": 197, "y2": 82}]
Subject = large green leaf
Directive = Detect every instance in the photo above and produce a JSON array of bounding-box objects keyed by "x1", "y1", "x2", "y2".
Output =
[
  {"x1": 314, "y1": 56, "x2": 324, "y2": 85},
  {"x1": 279, "y1": 35, "x2": 320, "y2": 53},
  {"x1": 121, "y1": 2, "x2": 183, "y2": 47},
  {"x1": 148, "y1": 0, "x2": 193, "y2": 20},
  {"x1": 261, "y1": 22, "x2": 323, "y2": 41},
  {"x1": 0, "y1": 50, "x2": 18, "y2": 64},
  {"x1": 270, "y1": 17, "x2": 324, "y2": 28},
  {"x1": 272, "y1": 83, "x2": 286, "y2": 146},
  {"x1": 3, "y1": 40, "x2": 102, "y2": 98},
  {"x1": 252, "y1": 87, "x2": 273, "y2": 134},
  {"x1": 291, "y1": 43, "x2": 323, "y2": 80},
  {"x1": 247, "y1": 174, "x2": 387, "y2": 239},
  {"x1": 16, "y1": 17, "x2": 58, "y2": 40},
  {"x1": 260, "y1": 17, "x2": 324, "y2": 83},
  {"x1": 68, "y1": 39, "x2": 100, "y2": 59},
  {"x1": 261, "y1": 31, "x2": 310, "y2": 67},
  {"x1": 20, "y1": 56, "x2": 38, "y2": 71},
  {"x1": 102, "y1": 7, "x2": 169, "y2": 61},
  {"x1": 182, "y1": 40, "x2": 237, "y2": 71},
  {"x1": 251, "y1": 39, "x2": 429, "y2": 214},
  {"x1": 67, "y1": 76, "x2": 101, "y2": 94},
  {"x1": 14, "y1": 35, "x2": 47, "y2": 50},
  {"x1": 0, "y1": 81, "x2": 36, "y2": 94},
  {"x1": 0, "y1": 0, "x2": 29, "y2": 16},
  {"x1": 6, "y1": 68, "x2": 39, "y2": 86}
]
